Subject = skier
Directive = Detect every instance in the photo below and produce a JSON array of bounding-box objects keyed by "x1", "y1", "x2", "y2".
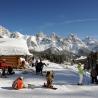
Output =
[{"x1": 77, "y1": 63, "x2": 84, "y2": 85}]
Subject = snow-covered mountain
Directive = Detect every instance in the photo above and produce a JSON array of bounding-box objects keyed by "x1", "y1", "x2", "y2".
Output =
[
  {"x1": 0, "y1": 25, "x2": 25, "y2": 39},
  {"x1": 11, "y1": 31, "x2": 25, "y2": 39},
  {"x1": 0, "y1": 25, "x2": 98, "y2": 56},
  {"x1": 83, "y1": 36, "x2": 98, "y2": 52},
  {"x1": 0, "y1": 25, "x2": 11, "y2": 38},
  {"x1": 62, "y1": 33, "x2": 88, "y2": 54}
]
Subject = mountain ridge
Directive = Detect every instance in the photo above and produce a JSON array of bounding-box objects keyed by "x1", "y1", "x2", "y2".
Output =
[{"x1": 0, "y1": 25, "x2": 98, "y2": 56}]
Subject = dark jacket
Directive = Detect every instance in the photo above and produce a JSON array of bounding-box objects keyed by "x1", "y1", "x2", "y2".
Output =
[{"x1": 91, "y1": 69, "x2": 97, "y2": 77}]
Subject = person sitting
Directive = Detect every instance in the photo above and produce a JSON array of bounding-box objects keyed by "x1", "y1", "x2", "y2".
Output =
[
  {"x1": 1, "y1": 59, "x2": 7, "y2": 78},
  {"x1": 12, "y1": 77, "x2": 25, "y2": 90},
  {"x1": 44, "y1": 71, "x2": 54, "y2": 88},
  {"x1": 7, "y1": 66, "x2": 15, "y2": 75},
  {"x1": 1, "y1": 67, "x2": 6, "y2": 78},
  {"x1": 20, "y1": 61, "x2": 26, "y2": 69}
]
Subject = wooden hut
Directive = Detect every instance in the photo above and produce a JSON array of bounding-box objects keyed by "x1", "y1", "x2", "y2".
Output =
[
  {"x1": 0, "y1": 38, "x2": 32, "y2": 68},
  {"x1": 75, "y1": 56, "x2": 87, "y2": 64}
]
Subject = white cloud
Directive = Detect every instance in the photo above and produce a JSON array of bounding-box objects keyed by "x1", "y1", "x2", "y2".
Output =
[
  {"x1": 37, "y1": 18, "x2": 98, "y2": 31},
  {"x1": 63, "y1": 18, "x2": 98, "y2": 24}
]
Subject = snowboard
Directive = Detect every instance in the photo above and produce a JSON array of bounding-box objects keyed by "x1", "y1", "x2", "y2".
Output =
[
  {"x1": 28, "y1": 84, "x2": 57, "y2": 90},
  {"x1": 42, "y1": 86, "x2": 57, "y2": 90},
  {"x1": 42, "y1": 83, "x2": 57, "y2": 90}
]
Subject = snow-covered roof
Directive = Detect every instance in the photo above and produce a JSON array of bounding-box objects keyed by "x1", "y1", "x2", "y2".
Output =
[
  {"x1": 0, "y1": 38, "x2": 32, "y2": 56},
  {"x1": 75, "y1": 56, "x2": 87, "y2": 60}
]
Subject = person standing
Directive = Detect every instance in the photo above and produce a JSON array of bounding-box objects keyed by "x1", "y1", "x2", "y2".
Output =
[
  {"x1": 37, "y1": 59, "x2": 47, "y2": 75},
  {"x1": 35, "y1": 60, "x2": 39, "y2": 74},
  {"x1": 90, "y1": 67, "x2": 98, "y2": 84},
  {"x1": 77, "y1": 63, "x2": 84, "y2": 85}
]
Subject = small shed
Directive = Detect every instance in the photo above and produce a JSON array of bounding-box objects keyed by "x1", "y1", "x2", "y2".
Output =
[{"x1": 0, "y1": 38, "x2": 32, "y2": 68}]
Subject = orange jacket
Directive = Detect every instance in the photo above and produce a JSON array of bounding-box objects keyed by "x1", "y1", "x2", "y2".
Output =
[
  {"x1": 16, "y1": 79, "x2": 24, "y2": 89},
  {"x1": 12, "y1": 79, "x2": 24, "y2": 90}
]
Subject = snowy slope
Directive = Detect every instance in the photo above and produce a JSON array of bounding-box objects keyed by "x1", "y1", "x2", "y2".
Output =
[{"x1": 0, "y1": 61, "x2": 98, "y2": 98}]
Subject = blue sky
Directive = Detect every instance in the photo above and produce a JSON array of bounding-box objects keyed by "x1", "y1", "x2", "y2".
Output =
[{"x1": 0, "y1": 0, "x2": 98, "y2": 38}]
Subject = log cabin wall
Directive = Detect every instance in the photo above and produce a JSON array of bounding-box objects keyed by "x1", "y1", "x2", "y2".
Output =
[{"x1": 0, "y1": 56, "x2": 20, "y2": 68}]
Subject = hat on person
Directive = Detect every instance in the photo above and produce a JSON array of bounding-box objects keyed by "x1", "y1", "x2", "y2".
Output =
[{"x1": 20, "y1": 76, "x2": 23, "y2": 80}]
